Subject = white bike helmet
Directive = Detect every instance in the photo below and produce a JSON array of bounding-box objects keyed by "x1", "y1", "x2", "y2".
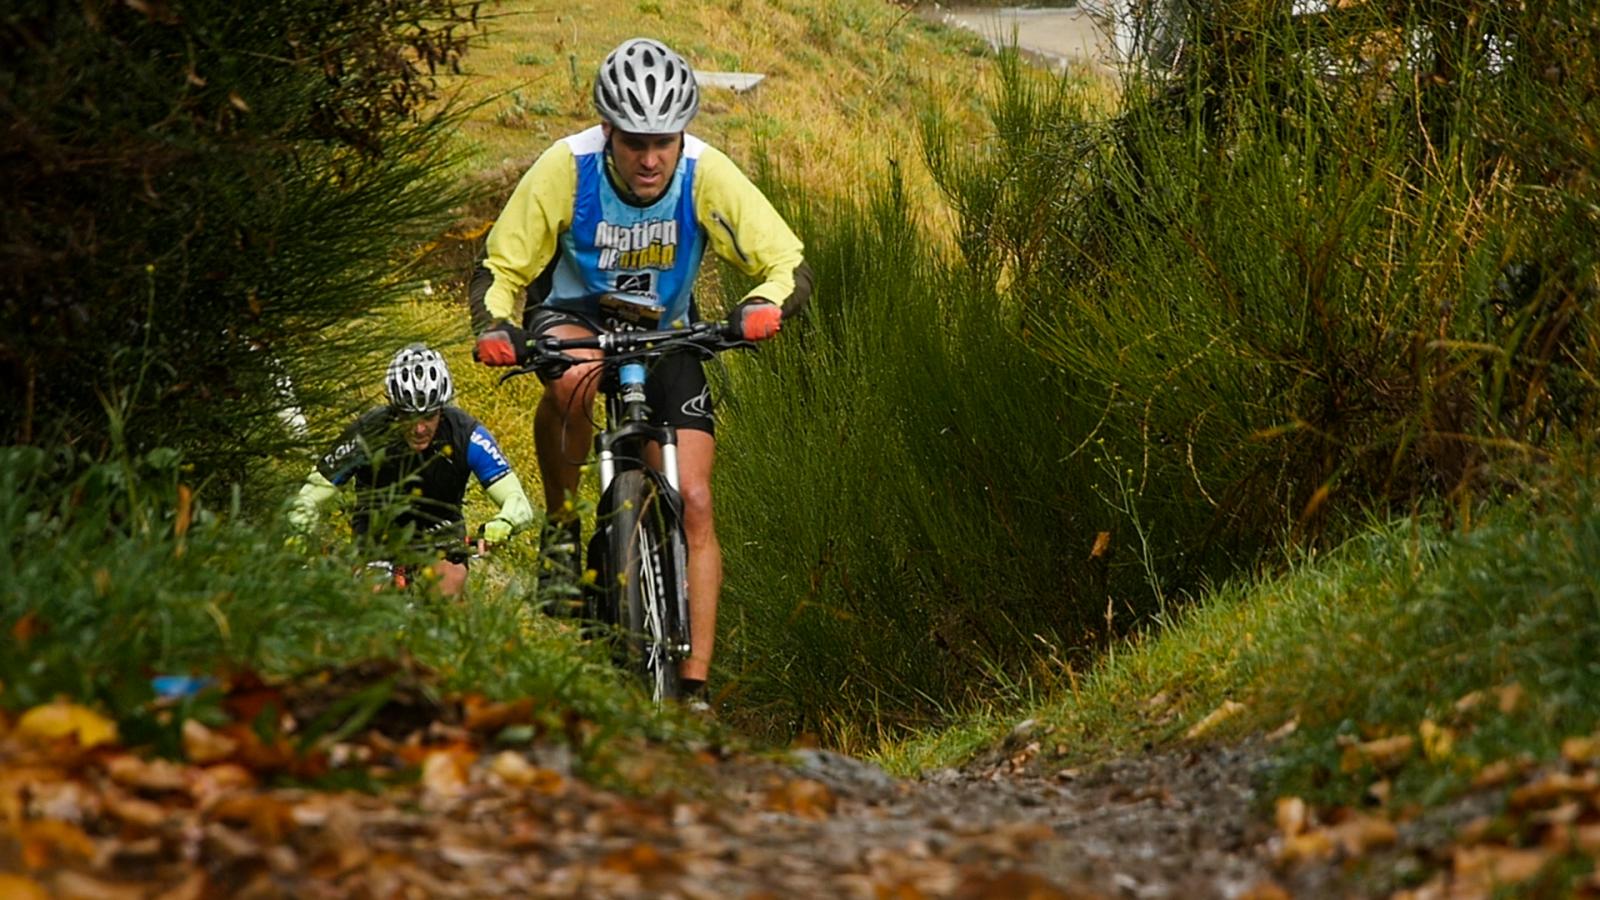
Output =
[
  {"x1": 593, "y1": 37, "x2": 699, "y2": 134},
  {"x1": 386, "y1": 343, "x2": 453, "y2": 414}
]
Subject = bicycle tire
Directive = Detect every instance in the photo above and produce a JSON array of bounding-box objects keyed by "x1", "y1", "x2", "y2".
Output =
[{"x1": 603, "y1": 470, "x2": 689, "y2": 703}]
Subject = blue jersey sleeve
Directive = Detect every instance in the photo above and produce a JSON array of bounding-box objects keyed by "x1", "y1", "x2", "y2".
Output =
[{"x1": 466, "y1": 424, "x2": 513, "y2": 488}]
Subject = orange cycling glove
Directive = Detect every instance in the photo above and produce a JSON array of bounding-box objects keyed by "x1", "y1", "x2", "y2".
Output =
[
  {"x1": 474, "y1": 322, "x2": 529, "y2": 367},
  {"x1": 735, "y1": 299, "x2": 783, "y2": 341}
]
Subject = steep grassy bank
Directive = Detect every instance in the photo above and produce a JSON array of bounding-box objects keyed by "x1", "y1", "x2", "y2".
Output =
[{"x1": 708, "y1": 0, "x2": 1600, "y2": 745}]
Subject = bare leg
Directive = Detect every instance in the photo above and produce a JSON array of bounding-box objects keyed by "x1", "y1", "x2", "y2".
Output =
[
  {"x1": 433, "y1": 559, "x2": 469, "y2": 599},
  {"x1": 533, "y1": 324, "x2": 602, "y2": 517},
  {"x1": 672, "y1": 429, "x2": 720, "y2": 683}
]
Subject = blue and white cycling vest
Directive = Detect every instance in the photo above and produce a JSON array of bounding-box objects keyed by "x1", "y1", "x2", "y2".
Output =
[{"x1": 544, "y1": 126, "x2": 708, "y2": 326}]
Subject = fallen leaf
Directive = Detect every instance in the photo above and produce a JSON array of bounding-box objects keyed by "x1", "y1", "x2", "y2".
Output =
[
  {"x1": 102, "y1": 789, "x2": 168, "y2": 829},
  {"x1": 19, "y1": 819, "x2": 99, "y2": 869},
  {"x1": 1560, "y1": 734, "x2": 1599, "y2": 763},
  {"x1": 11, "y1": 612, "x2": 44, "y2": 644},
  {"x1": 488, "y1": 751, "x2": 564, "y2": 794},
  {"x1": 1089, "y1": 531, "x2": 1111, "y2": 559},
  {"x1": 106, "y1": 754, "x2": 190, "y2": 793},
  {"x1": 16, "y1": 701, "x2": 118, "y2": 749},
  {"x1": 209, "y1": 793, "x2": 292, "y2": 843},
  {"x1": 421, "y1": 746, "x2": 474, "y2": 797},
  {"x1": 1265, "y1": 718, "x2": 1298, "y2": 742},
  {"x1": 1454, "y1": 689, "x2": 1485, "y2": 716},
  {"x1": 952, "y1": 870, "x2": 1079, "y2": 898},
  {"x1": 1472, "y1": 758, "x2": 1517, "y2": 788},
  {"x1": 600, "y1": 842, "x2": 683, "y2": 879},
  {"x1": 1339, "y1": 735, "x2": 1414, "y2": 774},
  {"x1": 1275, "y1": 796, "x2": 1309, "y2": 837},
  {"x1": 1495, "y1": 682, "x2": 1524, "y2": 714},
  {"x1": 1451, "y1": 844, "x2": 1553, "y2": 887},
  {"x1": 0, "y1": 874, "x2": 50, "y2": 900},
  {"x1": 202, "y1": 821, "x2": 262, "y2": 862},
  {"x1": 26, "y1": 778, "x2": 99, "y2": 823},
  {"x1": 1570, "y1": 822, "x2": 1600, "y2": 854},
  {"x1": 765, "y1": 778, "x2": 836, "y2": 819},
  {"x1": 182, "y1": 718, "x2": 238, "y2": 764},
  {"x1": 174, "y1": 484, "x2": 193, "y2": 539},
  {"x1": 1509, "y1": 771, "x2": 1598, "y2": 809},
  {"x1": 1327, "y1": 812, "x2": 1398, "y2": 856},
  {"x1": 188, "y1": 763, "x2": 257, "y2": 809},
  {"x1": 1184, "y1": 700, "x2": 1245, "y2": 740},
  {"x1": 1419, "y1": 719, "x2": 1454, "y2": 762},
  {"x1": 1456, "y1": 815, "x2": 1496, "y2": 845},
  {"x1": 463, "y1": 696, "x2": 534, "y2": 732},
  {"x1": 1275, "y1": 829, "x2": 1334, "y2": 865},
  {"x1": 152, "y1": 870, "x2": 208, "y2": 900},
  {"x1": 49, "y1": 871, "x2": 148, "y2": 900},
  {"x1": 1237, "y1": 880, "x2": 1292, "y2": 900}
]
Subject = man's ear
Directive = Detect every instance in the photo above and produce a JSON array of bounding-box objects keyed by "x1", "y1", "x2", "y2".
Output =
[{"x1": 600, "y1": 123, "x2": 613, "y2": 142}]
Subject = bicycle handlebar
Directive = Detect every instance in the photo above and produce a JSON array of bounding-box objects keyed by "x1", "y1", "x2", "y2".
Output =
[{"x1": 496, "y1": 318, "x2": 751, "y2": 384}]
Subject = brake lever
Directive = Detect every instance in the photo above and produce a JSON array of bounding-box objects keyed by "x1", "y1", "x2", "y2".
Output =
[{"x1": 497, "y1": 365, "x2": 541, "y2": 385}]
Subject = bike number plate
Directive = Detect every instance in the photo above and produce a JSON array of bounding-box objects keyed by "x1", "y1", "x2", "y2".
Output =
[{"x1": 598, "y1": 294, "x2": 663, "y2": 333}]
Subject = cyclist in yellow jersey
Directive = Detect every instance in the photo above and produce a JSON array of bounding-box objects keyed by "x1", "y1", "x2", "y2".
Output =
[{"x1": 469, "y1": 37, "x2": 813, "y2": 700}]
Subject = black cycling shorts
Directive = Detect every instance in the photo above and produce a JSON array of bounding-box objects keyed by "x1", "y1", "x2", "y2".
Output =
[{"x1": 526, "y1": 306, "x2": 715, "y2": 437}]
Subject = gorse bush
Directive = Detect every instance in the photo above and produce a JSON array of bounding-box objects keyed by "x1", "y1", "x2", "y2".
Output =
[
  {"x1": 711, "y1": 168, "x2": 1128, "y2": 743},
  {"x1": 0, "y1": 0, "x2": 485, "y2": 481},
  {"x1": 712, "y1": 2, "x2": 1598, "y2": 743},
  {"x1": 929, "y1": 2, "x2": 1600, "y2": 546}
]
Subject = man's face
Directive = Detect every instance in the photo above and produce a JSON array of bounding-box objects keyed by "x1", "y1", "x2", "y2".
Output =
[
  {"x1": 401, "y1": 411, "x2": 441, "y2": 451},
  {"x1": 604, "y1": 125, "x2": 682, "y2": 203}
]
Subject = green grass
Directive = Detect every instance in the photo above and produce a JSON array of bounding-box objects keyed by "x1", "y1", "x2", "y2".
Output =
[
  {"x1": 874, "y1": 462, "x2": 1600, "y2": 819},
  {"x1": 0, "y1": 445, "x2": 705, "y2": 771}
]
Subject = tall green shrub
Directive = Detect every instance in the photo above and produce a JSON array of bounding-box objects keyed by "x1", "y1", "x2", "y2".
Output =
[
  {"x1": 712, "y1": 165, "x2": 1138, "y2": 743},
  {"x1": 714, "y1": 2, "x2": 1598, "y2": 742},
  {"x1": 0, "y1": 0, "x2": 484, "y2": 478},
  {"x1": 926, "y1": 2, "x2": 1600, "y2": 556}
]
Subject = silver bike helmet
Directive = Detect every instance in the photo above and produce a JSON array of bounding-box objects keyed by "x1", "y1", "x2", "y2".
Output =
[
  {"x1": 385, "y1": 343, "x2": 454, "y2": 414},
  {"x1": 593, "y1": 37, "x2": 699, "y2": 134}
]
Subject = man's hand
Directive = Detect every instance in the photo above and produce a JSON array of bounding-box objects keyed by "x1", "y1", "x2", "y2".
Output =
[
  {"x1": 482, "y1": 518, "x2": 513, "y2": 545},
  {"x1": 474, "y1": 321, "x2": 530, "y2": 367},
  {"x1": 734, "y1": 299, "x2": 783, "y2": 341}
]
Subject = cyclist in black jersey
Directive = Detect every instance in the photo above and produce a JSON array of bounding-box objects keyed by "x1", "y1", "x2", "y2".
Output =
[{"x1": 287, "y1": 344, "x2": 535, "y2": 598}]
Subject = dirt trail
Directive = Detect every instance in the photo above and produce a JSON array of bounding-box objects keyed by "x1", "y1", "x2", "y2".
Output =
[
  {"x1": 4, "y1": 714, "x2": 1335, "y2": 898},
  {"x1": 251, "y1": 741, "x2": 1293, "y2": 898},
  {"x1": 303, "y1": 739, "x2": 1297, "y2": 898}
]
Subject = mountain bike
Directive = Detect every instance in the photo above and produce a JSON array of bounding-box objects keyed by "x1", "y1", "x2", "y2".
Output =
[
  {"x1": 499, "y1": 318, "x2": 749, "y2": 703},
  {"x1": 359, "y1": 527, "x2": 488, "y2": 594}
]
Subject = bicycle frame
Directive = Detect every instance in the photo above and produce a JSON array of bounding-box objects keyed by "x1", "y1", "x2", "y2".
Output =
[{"x1": 499, "y1": 319, "x2": 747, "y2": 701}]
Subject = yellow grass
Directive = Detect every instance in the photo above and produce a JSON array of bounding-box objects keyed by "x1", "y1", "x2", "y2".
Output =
[
  {"x1": 401, "y1": 0, "x2": 1002, "y2": 530},
  {"x1": 439, "y1": 0, "x2": 993, "y2": 208}
]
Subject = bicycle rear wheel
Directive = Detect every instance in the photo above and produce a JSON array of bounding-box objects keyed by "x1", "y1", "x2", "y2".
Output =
[{"x1": 603, "y1": 470, "x2": 689, "y2": 703}]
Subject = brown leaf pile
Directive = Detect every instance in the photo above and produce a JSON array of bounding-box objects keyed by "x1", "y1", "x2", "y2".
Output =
[
  {"x1": 1273, "y1": 704, "x2": 1600, "y2": 898},
  {"x1": 0, "y1": 668, "x2": 1094, "y2": 899}
]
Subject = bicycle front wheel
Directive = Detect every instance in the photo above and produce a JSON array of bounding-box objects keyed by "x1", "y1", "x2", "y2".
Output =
[{"x1": 605, "y1": 470, "x2": 689, "y2": 703}]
